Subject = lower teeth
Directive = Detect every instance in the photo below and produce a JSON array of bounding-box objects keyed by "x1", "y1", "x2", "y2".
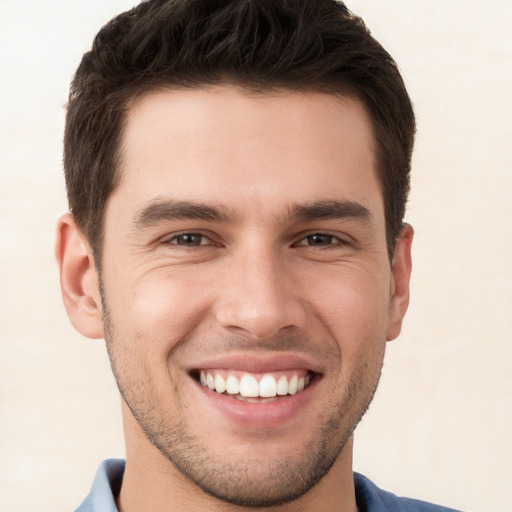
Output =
[{"x1": 234, "y1": 395, "x2": 280, "y2": 403}]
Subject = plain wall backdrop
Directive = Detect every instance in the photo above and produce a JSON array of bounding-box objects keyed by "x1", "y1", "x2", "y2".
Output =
[{"x1": 0, "y1": 1, "x2": 511, "y2": 510}]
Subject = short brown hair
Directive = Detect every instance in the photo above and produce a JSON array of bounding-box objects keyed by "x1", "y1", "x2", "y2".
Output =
[{"x1": 64, "y1": 0, "x2": 415, "y2": 261}]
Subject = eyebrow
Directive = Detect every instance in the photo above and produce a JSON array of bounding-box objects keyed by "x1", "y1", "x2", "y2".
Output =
[
  {"x1": 133, "y1": 199, "x2": 237, "y2": 228},
  {"x1": 132, "y1": 197, "x2": 372, "y2": 229},
  {"x1": 284, "y1": 200, "x2": 372, "y2": 224}
]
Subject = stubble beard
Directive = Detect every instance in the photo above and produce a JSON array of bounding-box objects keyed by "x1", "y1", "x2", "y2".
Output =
[{"x1": 101, "y1": 297, "x2": 384, "y2": 508}]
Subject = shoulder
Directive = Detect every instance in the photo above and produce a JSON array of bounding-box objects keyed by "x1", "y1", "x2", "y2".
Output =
[
  {"x1": 74, "y1": 459, "x2": 125, "y2": 512},
  {"x1": 354, "y1": 473, "x2": 464, "y2": 512}
]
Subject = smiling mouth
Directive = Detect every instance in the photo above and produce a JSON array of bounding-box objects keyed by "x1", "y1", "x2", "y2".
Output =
[{"x1": 194, "y1": 369, "x2": 315, "y2": 402}]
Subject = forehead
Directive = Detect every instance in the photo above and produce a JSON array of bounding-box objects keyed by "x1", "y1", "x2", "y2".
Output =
[{"x1": 112, "y1": 86, "x2": 382, "y2": 223}]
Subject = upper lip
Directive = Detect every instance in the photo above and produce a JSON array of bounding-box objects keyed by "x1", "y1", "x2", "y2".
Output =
[{"x1": 188, "y1": 352, "x2": 323, "y2": 375}]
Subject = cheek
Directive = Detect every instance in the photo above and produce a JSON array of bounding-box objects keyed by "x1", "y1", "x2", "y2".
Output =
[
  {"x1": 103, "y1": 269, "x2": 216, "y2": 388},
  {"x1": 300, "y1": 263, "x2": 391, "y2": 372},
  {"x1": 113, "y1": 269, "x2": 212, "y2": 333},
  {"x1": 305, "y1": 264, "x2": 391, "y2": 331}
]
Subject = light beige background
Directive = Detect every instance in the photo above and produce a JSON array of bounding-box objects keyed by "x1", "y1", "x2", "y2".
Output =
[{"x1": 1, "y1": 1, "x2": 511, "y2": 511}]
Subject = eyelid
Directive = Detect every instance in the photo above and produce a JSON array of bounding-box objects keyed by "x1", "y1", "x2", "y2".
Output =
[
  {"x1": 293, "y1": 230, "x2": 353, "y2": 247},
  {"x1": 162, "y1": 230, "x2": 221, "y2": 246},
  {"x1": 157, "y1": 229, "x2": 353, "y2": 248},
  {"x1": 170, "y1": 234, "x2": 209, "y2": 246}
]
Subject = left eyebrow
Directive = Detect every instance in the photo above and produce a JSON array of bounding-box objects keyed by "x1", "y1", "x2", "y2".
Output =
[{"x1": 283, "y1": 200, "x2": 373, "y2": 224}]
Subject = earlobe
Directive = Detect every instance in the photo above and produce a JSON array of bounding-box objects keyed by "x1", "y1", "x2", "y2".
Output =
[
  {"x1": 55, "y1": 213, "x2": 104, "y2": 339},
  {"x1": 386, "y1": 223, "x2": 414, "y2": 341}
]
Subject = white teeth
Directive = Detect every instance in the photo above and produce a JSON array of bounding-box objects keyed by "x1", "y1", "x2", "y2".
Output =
[
  {"x1": 198, "y1": 370, "x2": 311, "y2": 398},
  {"x1": 259, "y1": 374, "x2": 277, "y2": 398},
  {"x1": 240, "y1": 374, "x2": 259, "y2": 397},
  {"x1": 288, "y1": 375, "x2": 298, "y2": 395},
  {"x1": 226, "y1": 375, "x2": 240, "y2": 394},
  {"x1": 276, "y1": 375, "x2": 288, "y2": 395},
  {"x1": 214, "y1": 374, "x2": 226, "y2": 393}
]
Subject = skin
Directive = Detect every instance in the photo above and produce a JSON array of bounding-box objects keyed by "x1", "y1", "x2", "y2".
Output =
[{"x1": 56, "y1": 86, "x2": 413, "y2": 512}]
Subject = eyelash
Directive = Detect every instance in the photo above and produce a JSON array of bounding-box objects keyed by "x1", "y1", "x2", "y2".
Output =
[
  {"x1": 294, "y1": 233, "x2": 349, "y2": 248},
  {"x1": 163, "y1": 231, "x2": 350, "y2": 248},
  {"x1": 165, "y1": 232, "x2": 216, "y2": 247}
]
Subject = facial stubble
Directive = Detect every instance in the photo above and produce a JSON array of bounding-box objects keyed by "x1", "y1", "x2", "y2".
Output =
[{"x1": 101, "y1": 289, "x2": 384, "y2": 508}]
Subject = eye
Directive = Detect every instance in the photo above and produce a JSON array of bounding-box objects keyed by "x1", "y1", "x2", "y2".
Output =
[
  {"x1": 167, "y1": 233, "x2": 211, "y2": 247},
  {"x1": 296, "y1": 233, "x2": 339, "y2": 247}
]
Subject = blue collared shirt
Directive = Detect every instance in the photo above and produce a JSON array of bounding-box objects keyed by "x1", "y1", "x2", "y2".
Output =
[{"x1": 75, "y1": 459, "x2": 463, "y2": 512}]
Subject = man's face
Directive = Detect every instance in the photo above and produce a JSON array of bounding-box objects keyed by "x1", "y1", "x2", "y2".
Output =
[{"x1": 97, "y1": 87, "x2": 409, "y2": 506}]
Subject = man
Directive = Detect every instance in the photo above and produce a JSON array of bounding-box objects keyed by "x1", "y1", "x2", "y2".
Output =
[{"x1": 55, "y1": 1, "x2": 461, "y2": 511}]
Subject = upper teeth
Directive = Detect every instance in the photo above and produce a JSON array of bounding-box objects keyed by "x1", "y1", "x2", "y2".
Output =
[{"x1": 199, "y1": 371, "x2": 310, "y2": 398}]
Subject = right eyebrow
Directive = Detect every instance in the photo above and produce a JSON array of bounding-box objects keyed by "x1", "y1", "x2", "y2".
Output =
[{"x1": 132, "y1": 198, "x2": 237, "y2": 229}]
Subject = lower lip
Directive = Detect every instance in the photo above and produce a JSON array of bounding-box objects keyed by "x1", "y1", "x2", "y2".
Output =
[{"x1": 192, "y1": 376, "x2": 318, "y2": 429}]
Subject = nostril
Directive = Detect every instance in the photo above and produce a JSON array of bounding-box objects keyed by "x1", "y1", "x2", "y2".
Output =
[{"x1": 214, "y1": 288, "x2": 306, "y2": 340}]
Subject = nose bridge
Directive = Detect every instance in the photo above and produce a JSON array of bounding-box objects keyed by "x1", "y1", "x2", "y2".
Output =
[{"x1": 215, "y1": 241, "x2": 305, "y2": 339}]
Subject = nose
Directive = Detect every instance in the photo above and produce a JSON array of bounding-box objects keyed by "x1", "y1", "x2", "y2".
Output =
[{"x1": 214, "y1": 245, "x2": 306, "y2": 340}]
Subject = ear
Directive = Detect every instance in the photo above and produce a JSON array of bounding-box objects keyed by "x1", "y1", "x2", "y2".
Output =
[
  {"x1": 55, "y1": 213, "x2": 104, "y2": 339},
  {"x1": 386, "y1": 223, "x2": 413, "y2": 341}
]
